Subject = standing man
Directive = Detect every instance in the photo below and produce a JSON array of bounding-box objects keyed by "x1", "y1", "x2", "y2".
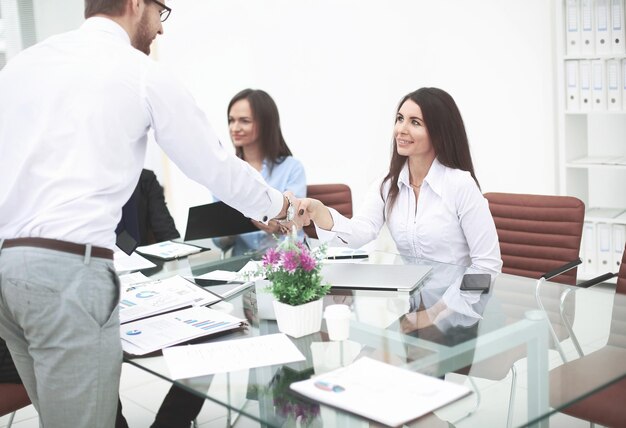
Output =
[{"x1": 0, "y1": 1, "x2": 302, "y2": 426}]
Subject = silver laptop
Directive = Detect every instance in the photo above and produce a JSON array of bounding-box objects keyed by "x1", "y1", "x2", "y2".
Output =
[{"x1": 320, "y1": 263, "x2": 432, "y2": 292}]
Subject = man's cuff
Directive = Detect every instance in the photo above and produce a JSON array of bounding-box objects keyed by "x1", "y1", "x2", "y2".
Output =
[{"x1": 261, "y1": 189, "x2": 285, "y2": 224}]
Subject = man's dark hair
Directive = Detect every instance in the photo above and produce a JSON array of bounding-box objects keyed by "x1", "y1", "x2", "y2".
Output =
[{"x1": 84, "y1": 0, "x2": 129, "y2": 19}]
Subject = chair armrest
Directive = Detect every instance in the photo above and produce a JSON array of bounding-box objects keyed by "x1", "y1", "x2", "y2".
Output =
[
  {"x1": 541, "y1": 258, "x2": 582, "y2": 281},
  {"x1": 576, "y1": 272, "x2": 618, "y2": 289}
]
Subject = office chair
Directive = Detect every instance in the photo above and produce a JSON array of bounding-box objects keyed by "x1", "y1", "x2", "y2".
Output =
[
  {"x1": 303, "y1": 184, "x2": 353, "y2": 239},
  {"x1": 484, "y1": 192, "x2": 585, "y2": 285},
  {"x1": 0, "y1": 383, "x2": 30, "y2": 428},
  {"x1": 549, "y1": 244, "x2": 626, "y2": 427},
  {"x1": 456, "y1": 192, "x2": 585, "y2": 427}
]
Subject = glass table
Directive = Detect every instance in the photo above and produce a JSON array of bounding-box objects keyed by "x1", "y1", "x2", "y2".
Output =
[{"x1": 123, "y1": 249, "x2": 625, "y2": 427}]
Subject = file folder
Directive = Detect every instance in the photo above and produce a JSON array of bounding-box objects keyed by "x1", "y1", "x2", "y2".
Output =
[
  {"x1": 581, "y1": 0, "x2": 596, "y2": 54},
  {"x1": 596, "y1": 0, "x2": 612, "y2": 54},
  {"x1": 580, "y1": 60, "x2": 593, "y2": 110},
  {"x1": 623, "y1": 59, "x2": 626, "y2": 109},
  {"x1": 607, "y1": 59, "x2": 622, "y2": 110},
  {"x1": 582, "y1": 221, "x2": 597, "y2": 273},
  {"x1": 597, "y1": 222, "x2": 612, "y2": 269},
  {"x1": 612, "y1": 223, "x2": 626, "y2": 269},
  {"x1": 567, "y1": 0, "x2": 582, "y2": 55},
  {"x1": 591, "y1": 59, "x2": 606, "y2": 110},
  {"x1": 566, "y1": 60, "x2": 581, "y2": 111},
  {"x1": 611, "y1": 0, "x2": 626, "y2": 54}
]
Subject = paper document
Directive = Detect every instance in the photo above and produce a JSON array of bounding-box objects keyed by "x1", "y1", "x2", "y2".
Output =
[
  {"x1": 114, "y1": 250, "x2": 156, "y2": 273},
  {"x1": 290, "y1": 357, "x2": 471, "y2": 427},
  {"x1": 163, "y1": 333, "x2": 305, "y2": 379},
  {"x1": 119, "y1": 275, "x2": 220, "y2": 324},
  {"x1": 119, "y1": 272, "x2": 151, "y2": 287},
  {"x1": 121, "y1": 306, "x2": 244, "y2": 355},
  {"x1": 136, "y1": 240, "x2": 203, "y2": 260}
]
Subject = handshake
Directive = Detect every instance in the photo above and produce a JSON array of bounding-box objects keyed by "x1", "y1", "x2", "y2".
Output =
[{"x1": 252, "y1": 191, "x2": 326, "y2": 236}]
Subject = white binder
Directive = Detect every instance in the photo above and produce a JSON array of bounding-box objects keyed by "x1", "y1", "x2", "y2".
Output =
[
  {"x1": 623, "y1": 59, "x2": 626, "y2": 109},
  {"x1": 611, "y1": 0, "x2": 626, "y2": 54},
  {"x1": 582, "y1": 0, "x2": 596, "y2": 54},
  {"x1": 597, "y1": 222, "x2": 612, "y2": 269},
  {"x1": 567, "y1": 0, "x2": 582, "y2": 55},
  {"x1": 607, "y1": 59, "x2": 622, "y2": 110},
  {"x1": 582, "y1": 221, "x2": 597, "y2": 273},
  {"x1": 580, "y1": 59, "x2": 593, "y2": 110},
  {"x1": 596, "y1": 0, "x2": 612, "y2": 54},
  {"x1": 591, "y1": 59, "x2": 607, "y2": 110},
  {"x1": 612, "y1": 223, "x2": 626, "y2": 270},
  {"x1": 566, "y1": 60, "x2": 581, "y2": 111}
]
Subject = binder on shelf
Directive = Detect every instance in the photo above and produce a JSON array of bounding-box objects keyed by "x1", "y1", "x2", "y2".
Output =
[
  {"x1": 566, "y1": 60, "x2": 581, "y2": 111},
  {"x1": 612, "y1": 223, "x2": 626, "y2": 269},
  {"x1": 591, "y1": 59, "x2": 607, "y2": 110},
  {"x1": 582, "y1": 221, "x2": 597, "y2": 274},
  {"x1": 611, "y1": 0, "x2": 626, "y2": 54},
  {"x1": 581, "y1": 0, "x2": 596, "y2": 54},
  {"x1": 607, "y1": 59, "x2": 622, "y2": 110},
  {"x1": 622, "y1": 59, "x2": 626, "y2": 109},
  {"x1": 596, "y1": 0, "x2": 612, "y2": 54},
  {"x1": 580, "y1": 59, "x2": 593, "y2": 110},
  {"x1": 567, "y1": 0, "x2": 582, "y2": 55},
  {"x1": 597, "y1": 222, "x2": 612, "y2": 269}
]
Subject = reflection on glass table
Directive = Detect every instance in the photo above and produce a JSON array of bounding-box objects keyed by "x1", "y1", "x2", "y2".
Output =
[{"x1": 123, "y1": 249, "x2": 623, "y2": 427}]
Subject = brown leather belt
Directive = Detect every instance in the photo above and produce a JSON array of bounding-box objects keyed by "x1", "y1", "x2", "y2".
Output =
[{"x1": 2, "y1": 237, "x2": 113, "y2": 260}]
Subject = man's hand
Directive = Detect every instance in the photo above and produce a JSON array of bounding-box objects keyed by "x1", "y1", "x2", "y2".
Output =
[{"x1": 251, "y1": 219, "x2": 283, "y2": 234}]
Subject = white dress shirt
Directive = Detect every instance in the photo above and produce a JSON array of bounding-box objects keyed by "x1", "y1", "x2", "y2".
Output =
[
  {"x1": 316, "y1": 159, "x2": 503, "y2": 274},
  {"x1": 0, "y1": 18, "x2": 283, "y2": 249}
]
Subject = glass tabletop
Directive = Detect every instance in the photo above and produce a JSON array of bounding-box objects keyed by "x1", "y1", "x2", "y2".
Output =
[{"x1": 123, "y1": 248, "x2": 625, "y2": 427}]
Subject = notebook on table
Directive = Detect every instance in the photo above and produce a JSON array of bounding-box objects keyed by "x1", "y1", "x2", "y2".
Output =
[{"x1": 320, "y1": 263, "x2": 431, "y2": 292}]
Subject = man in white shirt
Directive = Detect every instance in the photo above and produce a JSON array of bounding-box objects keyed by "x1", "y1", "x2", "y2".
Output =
[{"x1": 0, "y1": 1, "x2": 301, "y2": 426}]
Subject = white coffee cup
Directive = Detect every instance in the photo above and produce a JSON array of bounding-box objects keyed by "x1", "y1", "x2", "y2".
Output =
[{"x1": 324, "y1": 304, "x2": 351, "y2": 341}]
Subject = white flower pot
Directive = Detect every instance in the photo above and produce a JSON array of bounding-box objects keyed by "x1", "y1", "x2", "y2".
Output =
[{"x1": 273, "y1": 298, "x2": 323, "y2": 338}]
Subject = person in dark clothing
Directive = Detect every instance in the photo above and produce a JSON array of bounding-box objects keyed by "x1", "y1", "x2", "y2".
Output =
[
  {"x1": 117, "y1": 168, "x2": 180, "y2": 249},
  {"x1": 135, "y1": 169, "x2": 180, "y2": 245}
]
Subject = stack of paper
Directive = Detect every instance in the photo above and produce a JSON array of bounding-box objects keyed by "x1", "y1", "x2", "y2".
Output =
[
  {"x1": 114, "y1": 250, "x2": 156, "y2": 273},
  {"x1": 121, "y1": 306, "x2": 245, "y2": 355},
  {"x1": 290, "y1": 357, "x2": 470, "y2": 427},
  {"x1": 119, "y1": 275, "x2": 221, "y2": 324},
  {"x1": 136, "y1": 240, "x2": 203, "y2": 260}
]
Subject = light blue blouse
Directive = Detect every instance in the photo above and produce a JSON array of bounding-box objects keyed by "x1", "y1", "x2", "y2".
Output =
[{"x1": 215, "y1": 156, "x2": 307, "y2": 255}]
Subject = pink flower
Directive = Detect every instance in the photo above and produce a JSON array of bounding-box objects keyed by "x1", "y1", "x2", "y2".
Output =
[
  {"x1": 281, "y1": 250, "x2": 299, "y2": 273},
  {"x1": 262, "y1": 247, "x2": 280, "y2": 267},
  {"x1": 300, "y1": 252, "x2": 316, "y2": 272}
]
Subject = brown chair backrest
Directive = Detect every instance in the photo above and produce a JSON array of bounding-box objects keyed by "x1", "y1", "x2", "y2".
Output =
[
  {"x1": 304, "y1": 184, "x2": 353, "y2": 239},
  {"x1": 0, "y1": 383, "x2": 30, "y2": 417},
  {"x1": 484, "y1": 192, "x2": 585, "y2": 285}
]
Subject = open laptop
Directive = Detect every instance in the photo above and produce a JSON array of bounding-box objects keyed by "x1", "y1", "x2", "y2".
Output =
[
  {"x1": 184, "y1": 201, "x2": 258, "y2": 241},
  {"x1": 320, "y1": 263, "x2": 432, "y2": 292}
]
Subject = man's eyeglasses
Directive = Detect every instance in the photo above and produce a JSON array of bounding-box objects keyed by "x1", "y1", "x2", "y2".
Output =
[{"x1": 151, "y1": 0, "x2": 171, "y2": 22}]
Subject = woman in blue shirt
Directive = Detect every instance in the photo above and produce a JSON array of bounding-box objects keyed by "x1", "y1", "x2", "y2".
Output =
[{"x1": 214, "y1": 88, "x2": 306, "y2": 256}]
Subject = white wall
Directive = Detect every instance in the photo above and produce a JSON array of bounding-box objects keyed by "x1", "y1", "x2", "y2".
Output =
[
  {"x1": 22, "y1": 0, "x2": 559, "y2": 237},
  {"x1": 153, "y1": 0, "x2": 558, "y2": 234}
]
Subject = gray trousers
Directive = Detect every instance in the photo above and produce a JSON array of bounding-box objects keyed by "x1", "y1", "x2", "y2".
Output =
[{"x1": 0, "y1": 246, "x2": 122, "y2": 428}]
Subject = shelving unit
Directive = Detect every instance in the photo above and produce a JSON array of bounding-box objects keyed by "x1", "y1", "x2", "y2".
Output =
[{"x1": 556, "y1": 0, "x2": 626, "y2": 281}]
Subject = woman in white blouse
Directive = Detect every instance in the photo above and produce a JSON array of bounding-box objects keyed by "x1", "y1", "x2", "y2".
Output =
[{"x1": 303, "y1": 87, "x2": 502, "y2": 274}]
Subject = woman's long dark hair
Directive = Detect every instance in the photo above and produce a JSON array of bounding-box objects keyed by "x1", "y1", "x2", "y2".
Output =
[
  {"x1": 228, "y1": 89, "x2": 292, "y2": 173},
  {"x1": 381, "y1": 87, "x2": 479, "y2": 216}
]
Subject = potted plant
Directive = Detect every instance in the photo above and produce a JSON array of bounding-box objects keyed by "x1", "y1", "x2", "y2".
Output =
[{"x1": 259, "y1": 236, "x2": 330, "y2": 338}]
